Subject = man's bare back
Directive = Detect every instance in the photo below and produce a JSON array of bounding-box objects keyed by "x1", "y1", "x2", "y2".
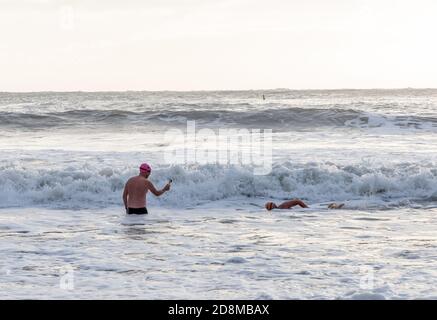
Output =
[
  {"x1": 124, "y1": 176, "x2": 150, "y2": 208},
  {"x1": 123, "y1": 163, "x2": 171, "y2": 214}
]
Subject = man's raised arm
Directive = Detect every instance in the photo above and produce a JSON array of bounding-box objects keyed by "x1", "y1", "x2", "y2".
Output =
[{"x1": 146, "y1": 180, "x2": 170, "y2": 197}]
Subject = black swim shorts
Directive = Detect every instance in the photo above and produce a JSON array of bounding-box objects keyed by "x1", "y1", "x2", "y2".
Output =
[{"x1": 127, "y1": 207, "x2": 148, "y2": 215}]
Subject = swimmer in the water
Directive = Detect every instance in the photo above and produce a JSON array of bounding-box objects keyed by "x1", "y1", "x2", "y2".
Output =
[
  {"x1": 122, "y1": 163, "x2": 171, "y2": 215},
  {"x1": 265, "y1": 199, "x2": 344, "y2": 211}
]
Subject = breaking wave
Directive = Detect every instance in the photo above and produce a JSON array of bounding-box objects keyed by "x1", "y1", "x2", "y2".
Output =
[
  {"x1": 1, "y1": 162, "x2": 436, "y2": 209},
  {"x1": 1, "y1": 108, "x2": 437, "y2": 132}
]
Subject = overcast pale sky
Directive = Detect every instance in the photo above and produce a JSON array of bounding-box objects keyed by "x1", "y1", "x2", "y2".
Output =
[{"x1": 1, "y1": 0, "x2": 436, "y2": 91}]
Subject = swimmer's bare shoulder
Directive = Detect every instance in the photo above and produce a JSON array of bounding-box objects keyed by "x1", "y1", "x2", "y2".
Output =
[{"x1": 143, "y1": 177, "x2": 152, "y2": 189}]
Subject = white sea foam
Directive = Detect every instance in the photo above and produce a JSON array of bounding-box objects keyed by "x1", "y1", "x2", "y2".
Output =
[
  {"x1": 1, "y1": 161, "x2": 436, "y2": 209},
  {"x1": 2, "y1": 206, "x2": 437, "y2": 299}
]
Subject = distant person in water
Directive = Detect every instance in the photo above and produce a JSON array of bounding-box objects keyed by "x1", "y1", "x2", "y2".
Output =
[
  {"x1": 265, "y1": 199, "x2": 344, "y2": 211},
  {"x1": 122, "y1": 163, "x2": 171, "y2": 215}
]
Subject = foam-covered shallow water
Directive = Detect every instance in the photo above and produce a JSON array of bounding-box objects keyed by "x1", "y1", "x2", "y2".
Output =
[{"x1": 1, "y1": 205, "x2": 437, "y2": 299}]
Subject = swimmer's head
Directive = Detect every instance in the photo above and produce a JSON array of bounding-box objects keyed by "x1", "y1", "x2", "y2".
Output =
[
  {"x1": 139, "y1": 163, "x2": 151, "y2": 177},
  {"x1": 265, "y1": 202, "x2": 276, "y2": 211}
]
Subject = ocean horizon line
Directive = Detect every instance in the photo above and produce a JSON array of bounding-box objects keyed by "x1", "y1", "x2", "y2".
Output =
[{"x1": 1, "y1": 87, "x2": 437, "y2": 94}]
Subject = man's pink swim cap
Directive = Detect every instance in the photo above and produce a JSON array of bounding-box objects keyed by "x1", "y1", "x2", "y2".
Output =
[{"x1": 139, "y1": 163, "x2": 151, "y2": 173}]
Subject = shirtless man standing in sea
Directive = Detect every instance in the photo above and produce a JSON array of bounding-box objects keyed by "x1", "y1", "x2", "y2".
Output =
[{"x1": 122, "y1": 163, "x2": 171, "y2": 215}]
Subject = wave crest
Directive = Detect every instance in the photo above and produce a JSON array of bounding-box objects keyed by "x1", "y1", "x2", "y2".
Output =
[
  {"x1": 1, "y1": 162, "x2": 436, "y2": 209},
  {"x1": 1, "y1": 108, "x2": 436, "y2": 132}
]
